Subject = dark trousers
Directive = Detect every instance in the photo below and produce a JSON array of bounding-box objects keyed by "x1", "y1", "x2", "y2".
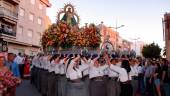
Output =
[
  {"x1": 120, "y1": 82, "x2": 133, "y2": 96},
  {"x1": 19, "y1": 64, "x2": 25, "y2": 78},
  {"x1": 90, "y1": 79, "x2": 107, "y2": 96},
  {"x1": 145, "y1": 77, "x2": 155, "y2": 96},
  {"x1": 131, "y1": 79, "x2": 138, "y2": 96},
  {"x1": 107, "y1": 79, "x2": 120, "y2": 96},
  {"x1": 138, "y1": 74, "x2": 145, "y2": 94},
  {"x1": 47, "y1": 72, "x2": 56, "y2": 96}
]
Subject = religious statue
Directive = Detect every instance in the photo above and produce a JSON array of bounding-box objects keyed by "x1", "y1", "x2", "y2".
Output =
[
  {"x1": 101, "y1": 35, "x2": 114, "y2": 53},
  {"x1": 58, "y1": 4, "x2": 79, "y2": 27}
]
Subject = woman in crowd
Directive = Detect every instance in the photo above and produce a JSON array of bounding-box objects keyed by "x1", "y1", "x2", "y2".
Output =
[
  {"x1": 24, "y1": 55, "x2": 30, "y2": 77},
  {"x1": 107, "y1": 57, "x2": 133, "y2": 96},
  {"x1": 153, "y1": 62, "x2": 162, "y2": 96},
  {"x1": 0, "y1": 56, "x2": 21, "y2": 96}
]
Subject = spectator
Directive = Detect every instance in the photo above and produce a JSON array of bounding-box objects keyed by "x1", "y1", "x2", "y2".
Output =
[
  {"x1": 4, "y1": 53, "x2": 20, "y2": 77},
  {"x1": 14, "y1": 53, "x2": 24, "y2": 78}
]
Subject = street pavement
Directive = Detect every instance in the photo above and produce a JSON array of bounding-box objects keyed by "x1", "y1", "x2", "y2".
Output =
[
  {"x1": 16, "y1": 79, "x2": 170, "y2": 96},
  {"x1": 16, "y1": 80, "x2": 41, "y2": 96}
]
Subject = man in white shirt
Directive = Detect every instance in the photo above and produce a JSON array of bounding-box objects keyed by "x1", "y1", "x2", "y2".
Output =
[
  {"x1": 41, "y1": 55, "x2": 51, "y2": 96},
  {"x1": 47, "y1": 54, "x2": 59, "y2": 96},
  {"x1": 129, "y1": 59, "x2": 139, "y2": 96},
  {"x1": 65, "y1": 55, "x2": 87, "y2": 96},
  {"x1": 58, "y1": 55, "x2": 67, "y2": 96},
  {"x1": 14, "y1": 53, "x2": 24, "y2": 78},
  {"x1": 89, "y1": 54, "x2": 108, "y2": 96},
  {"x1": 107, "y1": 58, "x2": 120, "y2": 96}
]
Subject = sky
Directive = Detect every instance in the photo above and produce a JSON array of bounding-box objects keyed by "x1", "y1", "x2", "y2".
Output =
[{"x1": 46, "y1": 0, "x2": 170, "y2": 48}]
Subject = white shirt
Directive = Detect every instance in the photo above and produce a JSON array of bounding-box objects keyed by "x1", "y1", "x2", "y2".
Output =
[
  {"x1": 32, "y1": 56, "x2": 37, "y2": 66},
  {"x1": 130, "y1": 65, "x2": 139, "y2": 77},
  {"x1": 54, "y1": 61, "x2": 60, "y2": 74},
  {"x1": 43, "y1": 56, "x2": 49, "y2": 70},
  {"x1": 59, "y1": 59, "x2": 65, "y2": 74},
  {"x1": 39, "y1": 57, "x2": 43, "y2": 68},
  {"x1": 14, "y1": 55, "x2": 24, "y2": 65},
  {"x1": 108, "y1": 67, "x2": 119, "y2": 77},
  {"x1": 89, "y1": 60, "x2": 108, "y2": 79},
  {"x1": 137, "y1": 65, "x2": 144, "y2": 74},
  {"x1": 35, "y1": 57, "x2": 41, "y2": 68},
  {"x1": 40, "y1": 56, "x2": 45, "y2": 69},
  {"x1": 66, "y1": 61, "x2": 82, "y2": 80},
  {"x1": 110, "y1": 64, "x2": 130, "y2": 82},
  {"x1": 65, "y1": 59, "x2": 70, "y2": 78},
  {"x1": 116, "y1": 62, "x2": 121, "y2": 67},
  {"x1": 81, "y1": 59, "x2": 90, "y2": 76},
  {"x1": 48, "y1": 60, "x2": 56, "y2": 72}
]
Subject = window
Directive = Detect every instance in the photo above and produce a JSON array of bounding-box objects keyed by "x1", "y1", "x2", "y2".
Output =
[
  {"x1": 29, "y1": 13, "x2": 34, "y2": 21},
  {"x1": 30, "y1": 0, "x2": 35, "y2": 5},
  {"x1": 18, "y1": 26, "x2": 23, "y2": 34},
  {"x1": 38, "y1": 18, "x2": 42, "y2": 25},
  {"x1": 39, "y1": 3, "x2": 43, "y2": 10},
  {"x1": 27, "y1": 30, "x2": 33, "y2": 38},
  {"x1": 19, "y1": 8, "x2": 25, "y2": 16}
]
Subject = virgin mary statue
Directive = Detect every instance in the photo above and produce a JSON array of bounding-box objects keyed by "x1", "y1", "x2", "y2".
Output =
[{"x1": 61, "y1": 7, "x2": 77, "y2": 26}]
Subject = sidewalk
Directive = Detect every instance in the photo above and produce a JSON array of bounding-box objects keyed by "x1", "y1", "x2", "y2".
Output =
[{"x1": 16, "y1": 80, "x2": 41, "y2": 96}]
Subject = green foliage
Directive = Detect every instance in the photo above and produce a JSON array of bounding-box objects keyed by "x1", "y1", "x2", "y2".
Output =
[{"x1": 142, "y1": 43, "x2": 162, "y2": 58}]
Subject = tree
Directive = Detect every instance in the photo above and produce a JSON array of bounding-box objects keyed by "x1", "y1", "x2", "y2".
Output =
[{"x1": 142, "y1": 43, "x2": 162, "y2": 58}]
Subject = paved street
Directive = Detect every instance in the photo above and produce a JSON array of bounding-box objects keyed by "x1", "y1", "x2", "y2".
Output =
[{"x1": 16, "y1": 80, "x2": 41, "y2": 96}]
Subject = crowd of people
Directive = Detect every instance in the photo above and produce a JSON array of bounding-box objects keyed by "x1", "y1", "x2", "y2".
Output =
[
  {"x1": 31, "y1": 51, "x2": 170, "y2": 96},
  {"x1": 0, "y1": 52, "x2": 32, "y2": 96}
]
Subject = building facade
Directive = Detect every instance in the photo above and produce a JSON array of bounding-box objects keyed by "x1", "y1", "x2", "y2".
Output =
[
  {"x1": 0, "y1": 0, "x2": 50, "y2": 55},
  {"x1": 98, "y1": 22, "x2": 119, "y2": 50},
  {"x1": 164, "y1": 13, "x2": 170, "y2": 61},
  {"x1": 0, "y1": 0, "x2": 19, "y2": 52}
]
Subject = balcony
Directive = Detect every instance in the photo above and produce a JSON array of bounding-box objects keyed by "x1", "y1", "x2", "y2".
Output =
[
  {"x1": 0, "y1": 7, "x2": 18, "y2": 22},
  {"x1": 0, "y1": 28, "x2": 16, "y2": 37}
]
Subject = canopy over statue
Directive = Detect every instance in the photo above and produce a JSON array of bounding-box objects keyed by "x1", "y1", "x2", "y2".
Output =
[{"x1": 58, "y1": 4, "x2": 79, "y2": 26}]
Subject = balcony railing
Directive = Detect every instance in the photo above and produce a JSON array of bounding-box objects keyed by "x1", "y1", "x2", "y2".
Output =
[
  {"x1": 0, "y1": 7, "x2": 18, "y2": 21},
  {"x1": 0, "y1": 28, "x2": 16, "y2": 37}
]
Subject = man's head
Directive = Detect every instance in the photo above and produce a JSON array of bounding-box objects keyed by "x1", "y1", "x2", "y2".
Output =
[
  {"x1": 110, "y1": 58, "x2": 116, "y2": 65},
  {"x1": 8, "y1": 53, "x2": 15, "y2": 62},
  {"x1": 18, "y1": 52, "x2": 21, "y2": 56},
  {"x1": 129, "y1": 59, "x2": 135, "y2": 66}
]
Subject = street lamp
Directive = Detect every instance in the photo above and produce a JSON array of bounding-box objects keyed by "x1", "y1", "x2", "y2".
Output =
[
  {"x1": 131, "y1": 37, "x2": 140, "y2": 54},
  {"x1": 108, "y1": 24, "x2": 125, "y2": 51}
]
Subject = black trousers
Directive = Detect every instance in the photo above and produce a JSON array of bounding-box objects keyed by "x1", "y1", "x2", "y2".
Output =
[
  {"x1": 120, "y1": 82, "x2": 133, "y2": 96},
  {"x1": 90, "y1": 79, "x2": 107, "y2": 96},
  {"x1": 19, "y1": 64, "x2": 25, "y2": 78},
  {"x1": 30, "y1": 66, "x2": 35, "y2": 84}
]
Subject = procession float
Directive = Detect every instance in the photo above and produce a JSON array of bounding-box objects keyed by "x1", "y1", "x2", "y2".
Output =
[{"x1": 41, "y1": 4, "x2": 102, "y2": 54}]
